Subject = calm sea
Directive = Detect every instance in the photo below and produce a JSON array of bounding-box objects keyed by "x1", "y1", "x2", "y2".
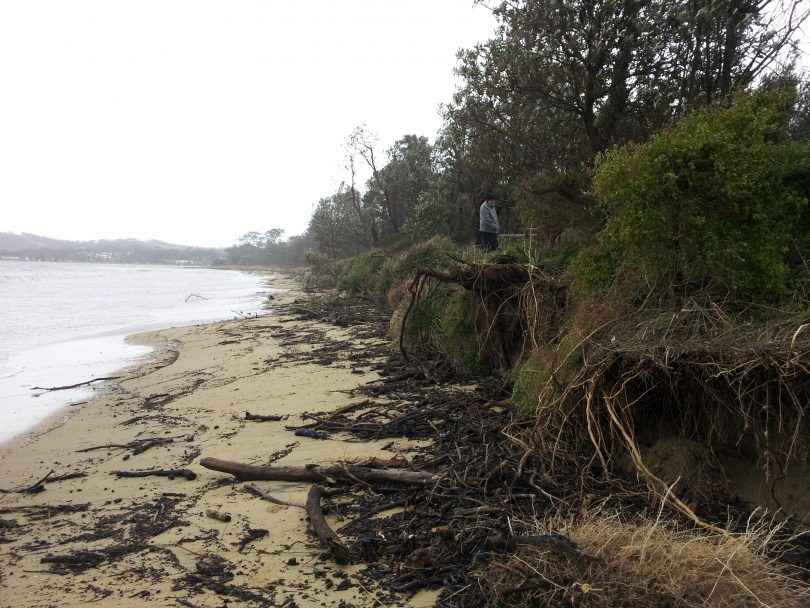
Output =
[{"x1": 0, "y1": 261, "x2": 276, "y2": 445}]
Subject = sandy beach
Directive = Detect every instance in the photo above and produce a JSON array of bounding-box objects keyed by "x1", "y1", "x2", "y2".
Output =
[{"x1": 0, "y1": 275, "x2": 437, "y2": 607}]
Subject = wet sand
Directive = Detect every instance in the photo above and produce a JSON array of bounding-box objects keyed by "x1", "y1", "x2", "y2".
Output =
[{"x1": 0, "y1": 275, "x2": 437, "y2": 607}]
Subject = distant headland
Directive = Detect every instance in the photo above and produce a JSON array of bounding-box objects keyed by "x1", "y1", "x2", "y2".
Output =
[{"x1": 0, "y1": 232, "x2": 224, "y2": 266}]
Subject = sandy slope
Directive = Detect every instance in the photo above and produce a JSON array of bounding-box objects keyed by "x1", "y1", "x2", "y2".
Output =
[{"x1": 0, "y1": 276, "x2": 437, "y2": 607}]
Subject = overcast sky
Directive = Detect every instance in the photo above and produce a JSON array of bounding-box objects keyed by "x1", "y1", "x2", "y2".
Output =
[{"x1": 0, "y1": 1, "x2": 496, "y2": 248}]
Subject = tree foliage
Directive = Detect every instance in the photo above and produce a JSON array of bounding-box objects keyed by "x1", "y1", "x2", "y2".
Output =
[
  {"x1": 578, "y1": 87, "x2": 810, "y2": 296},
  {"x1": 228, "y1": 0, "x2": 810, "y2": 278}
]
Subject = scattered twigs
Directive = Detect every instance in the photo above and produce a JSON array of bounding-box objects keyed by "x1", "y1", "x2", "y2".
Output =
[
  {"x1": 113, "y1": 469, "x2": 197, "y2": 481},
  {"x1": 77, "y1": 437, "x2": 174, "y2": 454},
  {"x1": 199, "y1": 457, "x2": 434, "y2": 486},
  {"x1": 132, "y1": 438, "x2": 173, "y2": 455},
  {"x1": 237, "y1": 528, "x2": 268, "y2": 552},
  {"x1": 306, "y1": 485, "x2": 349, "y2": 564},
  {"x1": 244, "y1": 411, "x2": 287, "y2": 422},
  {"x1": 454, "y1": 506, "x2": 507, "y2": 517},
  {"x1": 31, "y1": 376, "x2": 122, "y2": 392},
  {"x1": 357, "y1": 500, "x2": 408, "y2": 519}
]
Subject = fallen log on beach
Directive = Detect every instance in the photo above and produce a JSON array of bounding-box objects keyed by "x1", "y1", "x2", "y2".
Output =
[
  {"x1": 306, "y1": 485, "x2": 349, "y2": 564},
  {"x1": 199, "y1": 457, "x2": 435, "y2": 486},
  {"x1": 41, "y1": 551, "x2": 106, "y2": 566},
  {"x1": 113, "y1": 468, "x2": 197, "y2": 481}
]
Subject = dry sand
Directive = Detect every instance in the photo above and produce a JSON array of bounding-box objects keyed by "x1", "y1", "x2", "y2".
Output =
[{"x1": 0, "y1": 275, "x2": 438, "y2": 607}]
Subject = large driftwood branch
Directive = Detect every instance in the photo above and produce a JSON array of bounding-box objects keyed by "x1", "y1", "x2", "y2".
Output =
[
  {"x1": 306, "y1": 485, "x2": 349, "y2": 564},
  {"x1": 199, "y1": 457, "x2": 434, "y2": 486}
]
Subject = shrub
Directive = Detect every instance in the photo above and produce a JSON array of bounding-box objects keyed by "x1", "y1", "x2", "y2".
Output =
[
  {"x1": 302, "y1": 252, "x2": 343, "y2": 291},
  {"x1": 374, "y1": 236, "x2": 459, "y2": 304},
  {"x1": 576, "y1": 87, "x2": 810, "y2": 298},
  {"x1": 337, "y1": 248, "x2": 387, "y2": 294}
]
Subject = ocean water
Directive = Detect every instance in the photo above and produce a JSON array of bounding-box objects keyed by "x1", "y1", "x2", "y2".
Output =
[{"x1": 0, "y1": 261, "x2": 276, "y2": 445}]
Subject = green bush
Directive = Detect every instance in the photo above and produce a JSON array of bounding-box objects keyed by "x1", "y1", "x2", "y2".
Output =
[
  {"x1": 576, "y1": 87, "x2": 810, "y2": 297},
  {"x1": 302, "y1": 252, "x2": 344, "y2": 291},
  {"x1": 337, "y1": 248, "x2": 387, "y2": 294}
]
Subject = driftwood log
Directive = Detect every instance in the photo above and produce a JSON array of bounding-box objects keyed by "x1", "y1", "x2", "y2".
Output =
[
  {"x1": 244, "y1": 411, "x2": 286, "y2": 422},
  {"x1": 113, "y1": 469, "x2": 197, "y2": 481},
  {"x1": 306, "y1": 485, "x2": 349, "y2": 564},
  {"x1": 41, "y1": 551, "x2": 106, "y2": 566},
  {"x1": 199, "y1": 457, "x2": 434, "y2": 486}
]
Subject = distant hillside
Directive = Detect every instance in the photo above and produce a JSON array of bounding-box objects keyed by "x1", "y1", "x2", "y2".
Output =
[{"x1": 0, "y1": 232, "x2": 224, "y2": 265}]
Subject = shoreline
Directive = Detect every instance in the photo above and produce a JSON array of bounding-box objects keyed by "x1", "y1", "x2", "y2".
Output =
[
  {"x1": 0, "y1": 275, "x2": 435, "y2": 607},
  {"x1": 0, "y1": 265, "x2": 275, "y2": 447}
]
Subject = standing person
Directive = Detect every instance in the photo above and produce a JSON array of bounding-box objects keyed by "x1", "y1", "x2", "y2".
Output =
[{"x1": 479, "y1": 193, "x2": 499, "y2": 251}]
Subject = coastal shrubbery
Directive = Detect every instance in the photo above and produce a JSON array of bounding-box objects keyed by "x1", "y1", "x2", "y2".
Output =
[{"x1": 576, "y1": 87, "x2": 810, "y2": 298}]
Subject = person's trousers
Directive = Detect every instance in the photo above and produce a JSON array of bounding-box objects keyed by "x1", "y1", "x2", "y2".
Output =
[{"x1": 478, "y1": 231, "x2": 499, "y2": 251}]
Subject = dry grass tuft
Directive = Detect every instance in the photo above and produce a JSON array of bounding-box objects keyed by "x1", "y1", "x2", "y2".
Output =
[{"x1": 481, "y1": 510, "x2": 810, "y2": 607}]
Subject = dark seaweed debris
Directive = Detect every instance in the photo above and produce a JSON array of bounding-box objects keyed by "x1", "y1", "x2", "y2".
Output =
[{"x1": 277, "y1": 294, "x2": 810, "y2": 607}]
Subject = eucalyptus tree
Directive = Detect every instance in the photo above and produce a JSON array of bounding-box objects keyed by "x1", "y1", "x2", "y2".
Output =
[{"x1": 349, "y1": 128, "x2": 435, "y2": 235}]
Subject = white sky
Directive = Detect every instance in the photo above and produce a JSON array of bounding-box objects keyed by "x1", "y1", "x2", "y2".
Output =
[{"x1": 0, "y1": 1, "x2": 496, "y2": 248}]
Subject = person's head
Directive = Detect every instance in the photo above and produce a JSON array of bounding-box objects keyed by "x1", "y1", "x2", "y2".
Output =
[{"x1": 484, "y1": 193, "x2": 497, "y2": 206}]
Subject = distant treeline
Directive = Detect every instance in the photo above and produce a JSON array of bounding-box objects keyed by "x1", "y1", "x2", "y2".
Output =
[{"x1": 0, "y1": 232, "x2": 223, "y2": 265}]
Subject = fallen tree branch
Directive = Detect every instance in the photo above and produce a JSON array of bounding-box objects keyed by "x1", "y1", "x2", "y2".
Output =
[
  {"x1": 31, "y1": 376, "x2": 122, "y2": 392},
  {"x1": 306, "y1": 485, "x2": 349, "y2": 564},
  {"x1": 113, "y1": 469, "x2": 197, "y2": 481},
  {"x1": 0, "y1": 469, "x2": 54, "y2": 494},
  {"x1": 132, "y1": 438, "x2": 173, "y2": 455},
  {"x1": 77, "y1": 437, "x2": 175, "y2": 455},
  {"x1": 199, "y1": 457, "x2": 435, "y2": 486},
  {"x1": 244, "y1": 484, "x2": 305, "y2": 508},
  {"x1": 47, "y1": 472, "x2": 87, "y2": 483}
]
